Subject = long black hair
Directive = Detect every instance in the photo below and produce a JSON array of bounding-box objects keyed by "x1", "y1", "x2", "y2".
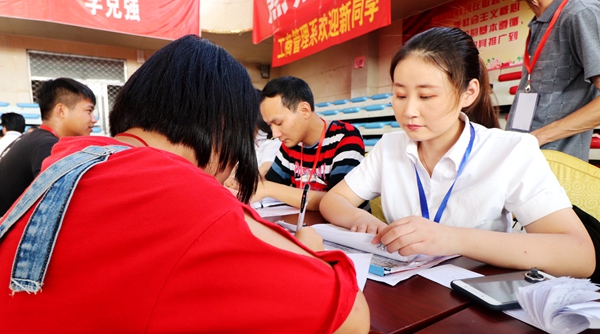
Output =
[{"x1": 110, "y1": 35, "x2": 258, "y2": 202}]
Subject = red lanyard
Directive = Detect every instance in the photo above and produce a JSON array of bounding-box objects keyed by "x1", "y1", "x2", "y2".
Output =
[
  {"x1": 39, "y1": 124, "x2": 58, "y2": 138},
  {"x1": 299, "y1": 118, "x2": 327, "y2": 189},
  {"x1": 114, "y1": 133, "x2": 149, "y2": 147},
  {"x1": 523, "y1": 0, "x2": 568, "y2": 92}
]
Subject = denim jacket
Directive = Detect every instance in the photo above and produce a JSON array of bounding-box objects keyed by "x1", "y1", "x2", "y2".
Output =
[{"x1": 0, "y1": 145, "x2": 129, "y2": 293}]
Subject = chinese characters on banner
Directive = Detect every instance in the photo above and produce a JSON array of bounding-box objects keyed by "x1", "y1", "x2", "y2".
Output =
[
  {"x1": 254, "y1": 0, "x2": 312, "y2": 44},
  {"x1": 84, "y1": 0, "x2": 140, "y2": 21},
  {"x1": 254, "y1": 0, "x2": 391, "y2": 67},
  {"x1": 431, "y1": 0, "x2": 532, "y2": 70},
  {"x1": 0, "y1": 0, "x2": 199, "y2": 40}
]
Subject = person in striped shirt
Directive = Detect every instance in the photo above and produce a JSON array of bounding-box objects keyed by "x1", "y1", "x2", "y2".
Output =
[{"x1": 254, "y1": 76, "x2": 365, "y2": 210}]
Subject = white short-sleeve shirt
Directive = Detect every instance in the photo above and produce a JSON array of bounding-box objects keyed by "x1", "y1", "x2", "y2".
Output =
[
  {"x1": 345, "y1": 114, "x2": 571, "y2": 232},
  {"x1": 255, "y1": 130, "x2": 281, "y2": 167},
  {"x1": 0, "y1": 131, "x2": 22, "y2": 156}
]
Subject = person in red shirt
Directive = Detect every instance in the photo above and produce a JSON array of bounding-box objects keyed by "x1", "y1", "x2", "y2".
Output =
[
  {"x1": 0, "y1": 78, "x2": 97, "y2": 216},
  {"x1": 0, "y1": 35, "x2": 369, "y2": 333}
]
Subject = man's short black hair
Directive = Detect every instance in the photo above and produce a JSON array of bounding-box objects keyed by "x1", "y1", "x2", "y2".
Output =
[
  {"x1": 1, "y1": 113, "x2": 25, "y2": 133},
  {"x1": 261, "y1": 76, "x2": 315, "y2": 112},
  {"x1": 36, "y1": 78, "x2": 96, "y2": 120},
  {"x1": 109, "y1": 34, "x2": 258, "y2": 203}
]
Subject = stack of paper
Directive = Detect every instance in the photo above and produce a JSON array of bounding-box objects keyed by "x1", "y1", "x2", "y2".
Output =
[
  {"x1": 311, "y1": 224, "x2": 417, "y2": 262},
  {"x1": 311, "y1": 224, "x2": 456, "y2": 285},
  {"x1": 506, "y1": 277, "x2": 600, "y2": 334}
]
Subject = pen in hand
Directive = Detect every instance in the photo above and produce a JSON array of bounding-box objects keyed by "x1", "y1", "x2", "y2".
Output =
[{"x1": 296, "y1": 184, "x2": 310, "y2": 232}]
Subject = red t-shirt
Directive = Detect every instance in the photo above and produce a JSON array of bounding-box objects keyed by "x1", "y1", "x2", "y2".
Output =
[{"x1": 0, "y1": 136, "x2": 358, "y2": 333}]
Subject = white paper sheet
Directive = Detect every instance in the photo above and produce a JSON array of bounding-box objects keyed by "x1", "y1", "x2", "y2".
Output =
[
  {"x1": 505, "y1": 277, "x2": 600, "y2": 334},
  {"x1": 346, "y1": 253, "x2": 372, "y2": 291},
  {"x1": 256, "y1": 205, "x2": 300, "y2": 218},
  {"x1": 417, "y1": 264, "x2": 483, "y2": 289},
  {"x1": 367, "y1": 267, "x2": 430, "y2": 285},
  {"x1": 563, "y1": 302, "x2": 600, "y2": 329},
  {"x1": 311, "y1": 223, "x2": 417, "y2": 262}
]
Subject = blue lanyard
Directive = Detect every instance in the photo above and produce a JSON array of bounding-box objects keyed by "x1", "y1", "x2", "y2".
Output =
[{"x1": 414, "y1": 123, "x2": 475, "y2": 223}]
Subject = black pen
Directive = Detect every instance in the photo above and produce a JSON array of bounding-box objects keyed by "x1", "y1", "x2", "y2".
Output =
[
  {"x1": 265, "y1": 202, "x2": 288, "y2": 208},
  {"x1": 296, "y1": 184, "x2": 310, "y2": 232}
]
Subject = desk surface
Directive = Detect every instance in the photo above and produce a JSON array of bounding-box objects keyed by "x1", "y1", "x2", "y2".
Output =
[
  {"x1": 263, "y1": 210, "x2": 549, "y2": 334},
  {"x1": 365, "y1": 256, "x2": 522, "y2": 334},
  {"x1": 415, "y1": 304, "x2": 544, "y2": 334}
]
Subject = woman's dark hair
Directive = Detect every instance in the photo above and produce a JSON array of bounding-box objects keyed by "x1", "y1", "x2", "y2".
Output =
[
  {"x1": 256, "y1": 117, "x2": 272, "y2": 139},
  {"x1": 389, "y1": 27, "x2": 499, "y2": 128},
  {"x1": 255, "y1": 88, "x2": 272, "y2": 139},
  {"x1": 109, "y1": 35, "x2": 258, "y2": 203},
  {"x1": 36, "y1": 77, "x2": 96, "y2": 120},
  {"x1": 261, "y1": 76, "x2": 315, "y2": 112}
]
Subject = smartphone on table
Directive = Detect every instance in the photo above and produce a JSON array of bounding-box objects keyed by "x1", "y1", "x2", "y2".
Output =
[{"x1": 451, "y1": 269, "x2": 554, "y2": 311}]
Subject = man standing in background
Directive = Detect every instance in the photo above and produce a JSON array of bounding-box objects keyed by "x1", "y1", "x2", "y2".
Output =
[
  {"x1": 0, "y1": 78, "x2": 97, "y2": 216},
  {"x1": 0, "y1": 113, "x2": 25, "y2": 155},
  {"x1": 506, "y1": 0, "x2": 600, "y2": 161}
]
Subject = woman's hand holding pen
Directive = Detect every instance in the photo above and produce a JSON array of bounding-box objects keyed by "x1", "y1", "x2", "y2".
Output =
[
  {"x1": 371, "y1": 216, "x2": 457, "y2": 257},
  {"x1": 295, "y1": 227, "x2": 324, "y2": 252}
]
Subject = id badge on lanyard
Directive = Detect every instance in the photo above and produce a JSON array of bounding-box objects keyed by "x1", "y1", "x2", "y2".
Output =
[
  {"x1": 511, "y1": 0, "x2": 568, "y2": 132},
  {"x1": 511, "y1": 89, "x2": 539, "y2": 131}
]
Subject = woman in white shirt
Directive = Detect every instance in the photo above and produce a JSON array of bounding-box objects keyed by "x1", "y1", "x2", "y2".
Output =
[
  {"x1": 255, "y1": 117, "x2": 281, "y2": 176},
  {"x1": 320, "y1": 27, "x2": 595, "y2": 278}
]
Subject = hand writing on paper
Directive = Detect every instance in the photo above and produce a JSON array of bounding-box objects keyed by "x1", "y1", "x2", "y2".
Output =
[
  {"x1": 371, "y1": 216, "x2": 456, "y2": 257},
  {"x1": 349, "y1": 217, "x2": 388, "y2": 234},
  {"x1": 295, "y1": 227, "x2": 324, "y2": 252}
]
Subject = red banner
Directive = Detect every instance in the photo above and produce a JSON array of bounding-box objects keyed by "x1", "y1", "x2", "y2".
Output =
[
  {"x1": 0, "y1": 0, "x2": 199, "y2": 40},
  {"x1": 430, "y1": 0, "x2": 529, "y2": 70},
  {"x1": 254, "y1": 0, "x2": 391, "y2": 67}
]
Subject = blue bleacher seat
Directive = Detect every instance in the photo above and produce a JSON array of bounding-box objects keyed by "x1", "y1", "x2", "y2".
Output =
[
  {"x1": 352, "y1": 123, "x2": 365, "y2": 128},
  {"x1": 371, "y1": 93, "x2": 392, "y2": 100},
  {"x1": 0, "y1": 102, "x2": 9, "y2": 107},
  {"x1": 315, "y1": 102, "x2": 330, "y2": 108},
  {"x1": 350, "y1": 96, "x2": 369, "y2": 103},
  {"x1": 390, "y1": 121, "x2": 400, "y2": 128},
  {"x1": 365, "y1": 104, "x2": 388, "y2": 112},
  {"x1": 92, "y1": 127, "x2": 102, "y2": 133},
  {"x1": 333, "y1": 99, "x2": 349, "y2": 105},
  {"x1": 21, "y1": 113, "x2": 40, "y2": 119},
  {"x1": 341, "y1": 107, "x2": 360, "y2": 114},
  {"x1": 364, "y1": 122, "x2": 385, "y2": 129},
  {"x1": 322, "y1": 110, "x2": 339, "y2": 116},
  {"x1": 17, "y1": 103, "x2": 39, "y2": 108}
]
